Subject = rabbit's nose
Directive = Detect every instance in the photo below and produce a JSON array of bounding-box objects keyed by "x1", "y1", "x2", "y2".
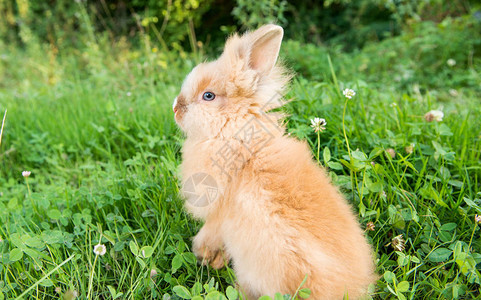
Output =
[{"x1": 173, "y1": 97, "x2": 178, "y2": 113}]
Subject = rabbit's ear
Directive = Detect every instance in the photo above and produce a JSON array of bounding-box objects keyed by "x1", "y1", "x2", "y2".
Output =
[{"x1": 248, "y1": 24, "x2": 284, "y2": 74}]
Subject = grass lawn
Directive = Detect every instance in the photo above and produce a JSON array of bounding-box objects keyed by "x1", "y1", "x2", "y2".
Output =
[{"x1": 1, "y1": 18, "x2": 481, "y2": 299}]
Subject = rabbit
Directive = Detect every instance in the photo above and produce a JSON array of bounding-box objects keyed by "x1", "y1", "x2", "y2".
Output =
[{"x1": 173, "y1": 24, "x2": 377, "y2": 299}]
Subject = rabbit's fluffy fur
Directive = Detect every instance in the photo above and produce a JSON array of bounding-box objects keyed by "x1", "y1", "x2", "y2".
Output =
[{"x1": 174, "y1": 24, "x2": 376, "y2": 299}]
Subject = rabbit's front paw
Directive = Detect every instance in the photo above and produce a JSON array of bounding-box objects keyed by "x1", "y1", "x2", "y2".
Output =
[{"x1": 192, "y1": 233, "x2": 230, "y2": 269}]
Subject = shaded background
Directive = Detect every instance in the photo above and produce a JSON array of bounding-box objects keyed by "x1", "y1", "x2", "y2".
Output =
[
  {"x1": 1, "y1": 0, "x2": 480, "y2": 94},
  {"x1": 1, "y1": 0, "x2": 477, "y2": 52}
]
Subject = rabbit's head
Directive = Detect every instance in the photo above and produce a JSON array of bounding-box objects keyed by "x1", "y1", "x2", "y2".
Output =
[{"x1": 173, "y1": 24, "x2": 289, "y2": 140}]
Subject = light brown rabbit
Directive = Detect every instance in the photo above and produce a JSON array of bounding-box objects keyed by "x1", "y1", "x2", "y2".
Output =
[{"x1": 174, "y1": 24, "x2": 377, "y2": 299}]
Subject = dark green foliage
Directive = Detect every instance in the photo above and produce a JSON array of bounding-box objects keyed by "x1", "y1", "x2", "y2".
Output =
[
  {"x1": 284, "y1": 14, "x2": 481, "y2": 91},
  {"x1": 1, "y1": 0, "x2": 478, "y2": 51}
]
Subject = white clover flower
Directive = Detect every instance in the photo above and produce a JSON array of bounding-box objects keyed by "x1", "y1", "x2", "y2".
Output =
[
  {"x1": 126, "y1": 92, "x2": 132, "y2": 97},
  {"x1": 449, "y1": 89, "x2": 459, "y2": 97},
  {"x1": 424, "y1": 110, "x2": 444, "y2": 122},
  {"x1": 310, "y1": 118, "x2": 327, "y2": 133},
  {"x1": 391, "y1": 234, "x2": 406, "y2": 252},
  {"x1": 342, "y1": 88, "x2": 356, "y2": 99},
  {"x1": 390, "y1": 102, "x2": 397, "y2": 108},
  {"x1": 447, "y1": 59, "x2": 456, "y2": 67},
  {"x1": 386, "y1": 148, "x2": 396, "y2": 159},
  {"x1": 365, "y1": 222, "x2": 375, "y2": 231},
  {"x1": 22, "y1": 171, "x2": 31, "y2": 177},
  {"x1": 93, "y1": 244, "x2": 107, "y2": 256},
  {"x1": 475, "y1": 214, "x2": 481, "y2": 224},
  {"x1": 405, "y1": 143, "x2": 415, "y2": 154}
]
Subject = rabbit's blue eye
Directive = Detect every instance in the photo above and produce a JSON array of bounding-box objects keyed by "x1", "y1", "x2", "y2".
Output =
[{"x1": 202, "y1": 92, "x2": 215, "y2": 101}]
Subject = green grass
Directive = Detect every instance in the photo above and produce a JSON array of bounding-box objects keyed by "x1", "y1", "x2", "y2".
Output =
[{"x1": 1, "y1": 17, "x2": 481, "y2": 300}]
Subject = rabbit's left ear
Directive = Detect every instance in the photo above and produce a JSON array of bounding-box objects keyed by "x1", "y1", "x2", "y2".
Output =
[{"x1": 248, "y1": 24, "x2": 284, "y2": 74}]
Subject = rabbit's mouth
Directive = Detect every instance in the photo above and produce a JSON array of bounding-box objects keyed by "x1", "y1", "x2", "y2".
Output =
[{"x1": 173, "y1": 95, "x2": 188, "y2": 121}]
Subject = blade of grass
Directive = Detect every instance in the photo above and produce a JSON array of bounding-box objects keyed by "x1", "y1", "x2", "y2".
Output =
[
  {"x1": 0, "y1": 109, "x2": 6, "y2": 147},
  {"x1": 15, "y1": 254, "x2": 75, "y2": 300}
]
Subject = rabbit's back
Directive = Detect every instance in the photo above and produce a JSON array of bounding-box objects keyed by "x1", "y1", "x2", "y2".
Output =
[{"x1": 220, "y1": 136, "x2": 376, "y2": 299}]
